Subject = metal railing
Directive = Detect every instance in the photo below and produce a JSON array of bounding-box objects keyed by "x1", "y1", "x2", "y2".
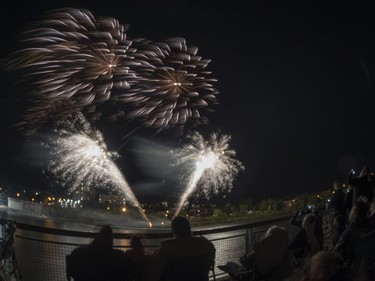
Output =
[{"x1": 0, "y1": 214, "x2": 292, "y2": 281}]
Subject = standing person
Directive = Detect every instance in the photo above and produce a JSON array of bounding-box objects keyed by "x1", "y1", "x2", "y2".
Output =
[
  {"x1": 142, "y1": 216, "x2": 216, "y2": 281},
  {"x1": 0, "y1": 220, "x2": 21, "y2": 281},
  {"x1": 348, "y1": 167, "x2": 375, "y2": 206},
  {"x1": 312, "y1": 206, "x2": 324, "y2": 250},
  {"x1": 67, "y1": 225, "x2": 131, "y2": 281},
  {"x1": 333, "y1": 201, "x2": 375, "y2": 280},
  {"x1": 368, "y1": 201, "x2": 375, "y2": 225},
  {"x1": 125, "y1": 234, "x2": 150, "y2": 281},
  {"x1": 344, "y1": 185, "x2": 353, "y2": 219},
  {"x1": 328, "y1": 180, "x2": 347, "y2": 245}
]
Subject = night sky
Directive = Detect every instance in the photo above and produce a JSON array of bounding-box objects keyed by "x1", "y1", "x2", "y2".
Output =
[{"x1": 1, "y1": 0, "x2": 375, "y2": 201}]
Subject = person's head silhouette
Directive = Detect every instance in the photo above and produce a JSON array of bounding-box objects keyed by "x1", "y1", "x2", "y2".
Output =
[
  {"x1": 130, "y1": 234, "x2": 144, "y2": 251},
  {"x1": 90, "y1": 225, "x2": 113, "y2": 253},
  {"x1": 171, "y1": 216, "x2": 191, "y2": 238}
]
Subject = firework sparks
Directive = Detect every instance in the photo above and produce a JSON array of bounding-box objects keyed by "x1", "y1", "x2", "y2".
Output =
[
  {"x1": 4, "y1": 8, "x2": 139, "y2": 130},
  {"x1": 173, "y1": 131, "x2": 244, "y2": 216},
  {"x1": 110, "y1": 37, "x2": 219, "y2": 131},
  {"x1": 46, "y1": 113, "x2": 149, "y2": 222},
  {"x1": 6, "y1": 8, "x2": 137, "y2": 105},
  {"x1": 4, "y1": 8, "x2": 219, "y2": 135}
]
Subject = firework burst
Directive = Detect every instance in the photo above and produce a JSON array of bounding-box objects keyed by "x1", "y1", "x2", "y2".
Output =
[
  {"x1": 109, "y1": 37, "x2": 219, "y2": 131},
  {"x1": 4, "y1": 8, "x2": 139, "y2": 130},
  {"x1": 6, "y1": 8, "x2": 137, "y2": 105},
  {"x1": 46, "y1": 113, "x2": 149, "y2": 221},
  {"x1": 4, "y1": 8, "x2": 219, "y2": 135},
  {"x1": 173, "y1": 131, "x2": 244, "y2": 215}
]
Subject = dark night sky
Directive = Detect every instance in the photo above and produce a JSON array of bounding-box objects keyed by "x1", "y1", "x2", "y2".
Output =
[{"x1": 1, "y1": 0, "x2": 375, "y2": 201}]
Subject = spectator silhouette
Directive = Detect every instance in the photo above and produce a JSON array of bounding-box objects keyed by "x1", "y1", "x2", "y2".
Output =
[
  {"x1": 290, "y1": 210, "x2": 305, "y2": 228},
  {"x1": 142, "y1": 216, "x2": 216, "y2": 281},
  {"x1": 312, "y1": 206, "x2": 324, "y2": 249},
  {"x1": 218, "y1": 225, "x2": 293, "y2": 281},
  {"x1": 333, "y1": 201, "x2": 375, "y2": 280},
  {"x1": 125, "y1": 234, "x2": 150, "y2": 281},
  {"x1": 327, "y1": 180, "x2": 347, "y2": 245},
  {"x1": 67, "y1": 225, "x2": 131, "y2": 281},
  {"x1": 368, "y1": 201, "x2": 375, "y2": 225},
  {"x1": 348, "y1": 167, "x2": 375, "y2": 206},
  {"x1": 0, "y1": 221, "x2": 21, "y2": 281},
  {"x1": 344, "y1": 185, "x2": 353, "y2": 218},
  {"x1": 289, "y1": 213, "x2": 321, "y2": 265},
  {"x1": 299, "y1": 250, "x2": 347, "y2": 281}
]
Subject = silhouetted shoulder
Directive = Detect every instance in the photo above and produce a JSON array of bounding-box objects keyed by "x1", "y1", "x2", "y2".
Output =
[
  {"x1": 111, "y1": 248, "x2": 127, "y2": 258},
  {"x1": 192, "y1": 236, "x2": 215, "y2": 249},
  {"x1": 160, "y1": 239, "x2": 175, "y2": 247},
  {"x1": 70, "y1": 246, "x2": 89, "y2": 257}
]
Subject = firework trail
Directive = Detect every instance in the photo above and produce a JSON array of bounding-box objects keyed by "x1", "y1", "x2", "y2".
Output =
[
  {"x1": 46, "y1": 113, "x2": 149, "y2": 223},
  {"x1": 114, "y1": 37, "x2": 219, "y2": 131},
  {"x1": 173, "y1": 131, "x2": 244, "y2": 216}
]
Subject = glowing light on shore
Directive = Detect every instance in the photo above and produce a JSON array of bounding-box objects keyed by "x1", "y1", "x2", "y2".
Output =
[{"x1": 173, "y1": 131, "x2": 244, "y2": 216}]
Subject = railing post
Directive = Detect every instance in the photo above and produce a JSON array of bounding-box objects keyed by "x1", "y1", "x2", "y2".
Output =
[{"x1": 246, "y1": 226, "x2": 253, "y2": 253}]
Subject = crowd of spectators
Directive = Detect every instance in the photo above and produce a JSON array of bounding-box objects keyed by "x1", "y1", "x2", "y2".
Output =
[
  {"x1": 5, "y1": 166, "x2": 375, "y2": 281},
  {"x1": 219, "y1": 166, "x2": 375, "y2": 281},
  {"x1": 66, "y1": 216, "x2": 215, "y2": 281}
]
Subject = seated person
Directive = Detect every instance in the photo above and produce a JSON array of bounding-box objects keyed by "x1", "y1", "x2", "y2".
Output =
[
  {"x1": 125, "y1": 234, "x2": 150, "y2": 281},
  {"x1": 289, "y1": 214, "x2": 321, "y2": 264},
  {"x1": 142, "y1": 216, "x2": 216, "y2": 281},
  {"x1": 299, "y1": 250, "x2": 347, "y2": 281},
  {"x1": 219, "y1": 225, "x2": 293, "y2": 281},
  {"x1": 67, "y1": 225, "x2": 131, "y2": 281}
]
